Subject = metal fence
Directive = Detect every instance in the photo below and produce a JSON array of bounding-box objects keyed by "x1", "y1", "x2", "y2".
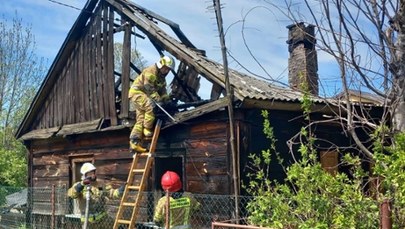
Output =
[
  {"x1": 0, "y1": 186, "x2": 253, "y2": 229},
  {"x1": 0, "y1": 186, "x2": 396, "y2": 229}
]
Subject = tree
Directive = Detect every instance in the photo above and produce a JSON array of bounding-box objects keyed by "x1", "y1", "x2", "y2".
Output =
[
  {"x1": 0, "y1": 14, "x2": 45, "y2": 187},
  {"x1": 113, "y1": 42, "x2": 146, "y2": 79},
  {"x1": 242, "y1": 1, "x2": 405, "y2": 227},
  {"x1": 281, "y1": 0, "x2": 402, "y2": 159}
]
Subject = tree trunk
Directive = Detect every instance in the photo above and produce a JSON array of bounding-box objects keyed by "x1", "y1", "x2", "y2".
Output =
[{"x1": 392, "y1": 0, "x2": 405, "y2": 132}]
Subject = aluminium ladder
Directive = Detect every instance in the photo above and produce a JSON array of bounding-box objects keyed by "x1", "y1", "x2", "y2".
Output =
[{"x1": 113, "y1": 119, "x2": 162, "y2": 229}]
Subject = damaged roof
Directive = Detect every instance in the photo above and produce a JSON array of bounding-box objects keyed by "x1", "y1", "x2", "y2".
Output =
[{"x1": 16, "y1": 0, "x2": 324, "y2": 139}]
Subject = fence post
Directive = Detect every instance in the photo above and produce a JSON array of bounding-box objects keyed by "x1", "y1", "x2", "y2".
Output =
[
  {"x1": 165, "y1": 190, "x2": 170, "y2": 229},
  {"x1": 380, "y1": 198, "x2": 392, "y2": 229},
  {"x1": 51, "y1": 185, "x2": 55, "y2": 229}
]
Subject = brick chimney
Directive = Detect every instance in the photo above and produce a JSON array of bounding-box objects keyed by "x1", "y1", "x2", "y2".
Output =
[{"x1": 286, "y1": 23, "x2": 318, "y2": 95}]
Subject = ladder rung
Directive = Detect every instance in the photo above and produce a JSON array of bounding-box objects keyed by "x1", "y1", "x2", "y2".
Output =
[
  {"x1": 135, "y1": 152, "x2": 150, "y2": 157},
  {"x1": 132, "y1": 169, "x2": 145, "y2": 173},
  {"x1": 128, "y1": 185, "x2": 140, "y2": 190},
  {"x1": 117, "y1": 219, "x2": 131, "y2": 225},
  {"x1": 122, "y1": 202, "x2": 136, "y2": 207},
  {"x1": 114, "y1": 119, "x2": 162, "y2": 229}
]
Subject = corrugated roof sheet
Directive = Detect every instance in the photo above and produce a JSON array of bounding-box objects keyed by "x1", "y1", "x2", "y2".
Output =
[{"x1": 206, "y1": 60, "x2": 325, "y2": 103}]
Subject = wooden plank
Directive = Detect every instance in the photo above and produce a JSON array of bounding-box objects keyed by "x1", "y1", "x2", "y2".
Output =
[
  {"x1": 54, "y1": 72, "x2": 60, "y2": 127},
  {"x1": 163, "y1": 97, "x2": 229, "y2": 129},
  {"x1": 56, "y1": 118, "x2": 103, "y2": 136},
  {"x1": 30, "y1": 134, "x2": 130, "y2": 155},
  {"x1": 33, "y1": 176, "x2": 69, "y2": 188},
  {"x1": 33, "y1": 164, "x2": 70, "y2": 177},
  {"x1": 78, "y1": 36, "x2": 85, "y2": 123},
  {"x1": 210, "y1": 83, "x2": 223, "y2": 100},
  {"x1": 48, "y1": 84, "x2": 53, "y2": 128},
  {"x1": 33, "y1": 154, "x2": 69, "y2": 166},
  {"x1": 19, "y1": 126, "x2": 60, "y2": 140},
  {"x1": 96, "y1": 7, "x2": 104, "y2": 119},
  {"x1": 66, "y1": 56, "x2": 72, "y2": 124},
  {"x1": 189, "y1": 122, "x2": 228, "y2": 138},
  {"x1": 187, "y1": 175, "x2": 230, "y2": 194},
  {"x1": 0, "y1": 213, "x2": 26, "y2": 228},
  {"x1": 120, "y1": 21, "x2": 131, "y2": 118},
  {"x1": 44, "y1": 92, "x2": 49, "y2": 128},
  {"x1": 185, "y1": 157, "x2": 228, "y2": 176},
  {"x1": 93, "y1": 148, "x2": 133, "y2": 160},
  {"x1": 85, "y1": 23, "x2": 93, "y2": 121},
  {"x1": 72, "y1": 42, "x2": 79, "y2": 124},
  {"x1": 107, "y1": 6, "x2": 118, "y2": 125},
  {"x1": 61, "y1": 67, "x2": 67, "y2": 125},
  {"x1": 185, "y1": 139, "x2": 227, "y2": 157},
  {"x1": 84, "y1": 29, "x2": 91, "y2": 121},
  {"x1": 102, "y1": 4, "x2": 109, "y2": 120},
  {"x1": 96, "y1": 161, "x2": 132, "y2": 176},
  {"x1": 88, "y1": 19, "x2": 95, "y2": 120}
]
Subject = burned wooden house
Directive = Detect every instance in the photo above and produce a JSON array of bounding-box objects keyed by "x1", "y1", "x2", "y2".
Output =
[{"x1": 16, "y1": 0, "x2": 383, "y2": 227}]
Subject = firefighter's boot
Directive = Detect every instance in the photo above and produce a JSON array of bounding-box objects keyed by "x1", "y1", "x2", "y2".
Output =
[{"x1": 129, "y1": 138, "x2": 147, "y2": 153}]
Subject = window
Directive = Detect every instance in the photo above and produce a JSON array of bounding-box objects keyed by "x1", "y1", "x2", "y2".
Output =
[
  {"x1": 70, "y1": 157, "x2": 94, "y2": 215},
  {"x1": 320, "y1": 151, "x2": 338, "y2": 176}
]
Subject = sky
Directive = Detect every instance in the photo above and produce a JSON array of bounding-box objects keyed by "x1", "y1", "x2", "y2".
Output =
[{"x1": 1, "y1": 0, "x2": 342, "y2": 98}]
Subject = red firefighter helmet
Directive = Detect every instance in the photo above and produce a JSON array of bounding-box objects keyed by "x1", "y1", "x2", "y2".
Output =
[{"x1": 161, "y1": 171, "x2": 182, "y2": 192}]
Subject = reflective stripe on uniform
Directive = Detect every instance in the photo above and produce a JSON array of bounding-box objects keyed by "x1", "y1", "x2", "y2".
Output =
[
  {"x1": 170, "y1": 198, "x2": 191, "y2": 209},
  {"x1": 80, "y1": 211, "x2": 107, "y2": 223},
  {"x1": 129, "y1": 88, "x2": 140, "y2": 93},
  {"x1": 169, "y1": 197, "x2": 191, "y2": 227}
]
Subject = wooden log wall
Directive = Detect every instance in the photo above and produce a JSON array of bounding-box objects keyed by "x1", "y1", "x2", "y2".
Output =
[
  {"x1": 31, "y1": 2, "x2": 122, "y2": 130},
  {"x1": 184, "y1": 121, "x2": 231, "y2": 194},
  {"x1": 29, "y1": 129, "x2": 133, "y2": 188}
]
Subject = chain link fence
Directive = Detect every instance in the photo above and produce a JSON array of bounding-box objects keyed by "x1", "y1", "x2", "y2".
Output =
[
  {"x1": 0, "y1": 186, "x2": 253, "y2": 229},
  {"x1": 0, "y1": 186, "x2": 396, "y2": 229}
]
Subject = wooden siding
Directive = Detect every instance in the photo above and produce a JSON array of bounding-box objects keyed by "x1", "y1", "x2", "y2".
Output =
[
  {"x1": 30, "y1": 129, "x2": 132, "y2": 188},
  {"x1": 184, "y1": 121, "x2": 230, "y2": 194},
  {"x1": 31, "y1": 3, "x2": 118, "y2": 130}
]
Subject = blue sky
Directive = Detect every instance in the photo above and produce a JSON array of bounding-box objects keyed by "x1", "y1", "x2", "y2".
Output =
[{"x1": 2, "y1": 0, "x2": 342, "y2": 98}]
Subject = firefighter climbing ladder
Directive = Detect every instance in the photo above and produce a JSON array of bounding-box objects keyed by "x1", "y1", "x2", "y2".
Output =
[{"x1": 113, "y1": 119, "x2": 162, "y2": 229}]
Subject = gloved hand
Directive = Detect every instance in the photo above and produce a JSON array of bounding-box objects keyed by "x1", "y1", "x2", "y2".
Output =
[
  {"x1": 118, "y1": 184, "x2": 126, "y2": 195},
  {"x1": 149, "y1": 98, "x2": 156, "y2": 108},
  {"x1": 75, "y1": 182, "x2": 84, "y2": 192}
]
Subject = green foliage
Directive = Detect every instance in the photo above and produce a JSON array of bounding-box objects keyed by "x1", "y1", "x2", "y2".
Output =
[
  {"x1": 0, "y1": 14, "x2": 43, "y2": 188},
  {"x1": 373, "y1": 131, "x2": 405, "y2": 228},
  {"x1": 246, "y1": 112, "x2": 380, "y2": 228},
  {"x1": 0, "y1": 137, "x2": 27, "y2": 187},
  {"x1": 245, "y1": 92, "x2": 382, "y2": 228}
]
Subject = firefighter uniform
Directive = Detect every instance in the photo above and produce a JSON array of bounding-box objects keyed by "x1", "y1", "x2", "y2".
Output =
[
  {"x1": 128, "y1": 56, "x2": 174, "y2": 152},
  {"x1": 67, "y1": 163, "x2": 123, "y2": 229},
  {"x1": 154, "y1": 171, "x2": 200, "y2": 229},
  {"x1": 68, "y1": 181, "x2": 121, "y2": 228},
  {"x1": 153, "y1": 193, "x2": 200, "y2": 229},
  {"x1": 128, "y1": 64, "x2": 169, "y2": 140}
]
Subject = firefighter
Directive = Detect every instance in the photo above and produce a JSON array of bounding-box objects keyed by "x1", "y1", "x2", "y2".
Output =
[
  {"x1": 67, "y1": 162, "x2": 124, "y2": 228},
  {"x1": 129, "y1": 56, "x2": 175, "y2": 153},
  {"x1": 153, "y1": 171, "x2": 200, "y2": 229}
]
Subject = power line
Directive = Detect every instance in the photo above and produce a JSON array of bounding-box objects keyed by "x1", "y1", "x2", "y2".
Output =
[{"x1": 48, "y1": 0, "x2": 82, "y2": 11}]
